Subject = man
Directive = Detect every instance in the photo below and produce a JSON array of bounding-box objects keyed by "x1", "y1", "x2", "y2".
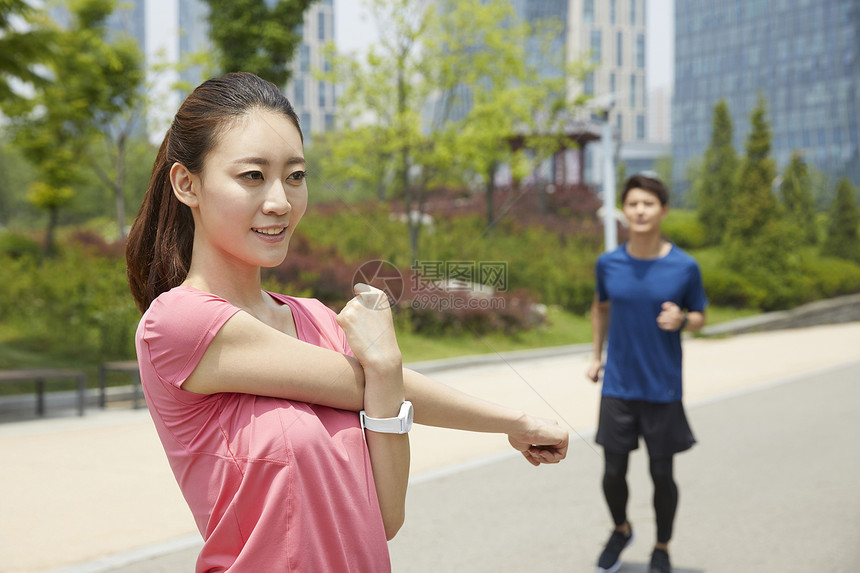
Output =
[{"x1": 586, "y1": 174, "x2": 707, "y2": 573}]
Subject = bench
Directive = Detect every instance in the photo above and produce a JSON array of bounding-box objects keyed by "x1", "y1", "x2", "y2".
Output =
[
  {"x1": 99, "y1": 360, "x2": 143, "y2": 409},
  {"x1": 0, "y1": 368, "x2": 88, "y2": 416}
]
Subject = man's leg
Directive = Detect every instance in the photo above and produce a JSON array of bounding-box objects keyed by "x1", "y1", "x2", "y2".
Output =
[
  {"x1": 603, "y1": 450, "x2": 631, "y2": 529},
  {"x1": 649, "y1": 455, "x2": 678, "y2": 547},
  {"x1": 596, "y1": 450, "x2": 635, "y2": 572}
]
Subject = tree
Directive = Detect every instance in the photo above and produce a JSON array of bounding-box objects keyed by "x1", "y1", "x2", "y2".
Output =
[
  {"x1": 323, "y1": 0, "x2": 587, "y2": 257},
  {"x1": 821, "y1": 178, "x2": 860, "y2": 262},
  {"x1": 722, "y1": 95, "x2": 802, "y2": 309},
  {"x1": 694, "y1": 99, "x2": 738, "y2": 245},
  {"x1": 202, "y1": 0, "x2": 318, "y2": 86},
  {"x1": 3, "y1": 0, "x2": 145, "y2": 255},
  {"x1": 780, "y1": 152, "x2": 818, "y2": 245},
  {"x1": 0, "y1": 0, "x2": 51, "y2": 104}
]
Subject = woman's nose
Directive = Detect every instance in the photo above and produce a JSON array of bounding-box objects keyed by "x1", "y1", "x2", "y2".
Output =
[{"x1": 263, "y1": 181, "x2": 292, "y2": 215}]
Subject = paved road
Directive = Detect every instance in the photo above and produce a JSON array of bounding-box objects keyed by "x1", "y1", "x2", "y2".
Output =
[
  {"x1": 75, "y1": 360, "x2": 860, "y2": 573},
  {"x1": 2, "y1": 322, "x2": 858, "y2": 572}
]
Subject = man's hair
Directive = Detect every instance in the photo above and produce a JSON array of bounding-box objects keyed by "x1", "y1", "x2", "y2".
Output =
[{"x1": 622, "y1": 174, "x2": 669, "y2": 206}]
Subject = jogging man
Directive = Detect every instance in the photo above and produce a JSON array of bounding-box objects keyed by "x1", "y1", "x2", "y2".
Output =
[{"x1": 587, "y1": 174, "x2": 707, "y2": 573}]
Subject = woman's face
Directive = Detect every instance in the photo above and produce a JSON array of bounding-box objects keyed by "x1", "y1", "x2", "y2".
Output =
[{"x1": 185, "y1": 108, "x2": 308, "y2": 271}]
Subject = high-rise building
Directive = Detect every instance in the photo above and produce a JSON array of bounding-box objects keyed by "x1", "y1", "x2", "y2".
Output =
[
  {"x1": 567, "y1": 0, "x2": 649, "y2": 144},
  {"x1": 673, "y1": 0, "x2": 860, "y2": 196},
  {"x1": 283, "y1": 0, "x2": 336, "y2": 146},
  {"x1": 566, "y1": 0, "x2": 663, "y2": 184}
]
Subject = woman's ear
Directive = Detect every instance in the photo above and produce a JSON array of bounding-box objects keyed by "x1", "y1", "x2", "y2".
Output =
[{"x1": 170, "y1": 163, "x2": 199, "y2": 207}]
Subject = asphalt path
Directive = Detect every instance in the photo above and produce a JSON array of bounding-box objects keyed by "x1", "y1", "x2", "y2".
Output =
[
  {"x1": 53, "y1": 360, "x2": 860, "y2": 573},
  {"x1": 3, "y1": 322, "x2": 858, "y2": 573}
]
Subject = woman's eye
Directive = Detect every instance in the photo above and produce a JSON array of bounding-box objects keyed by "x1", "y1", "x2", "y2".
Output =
[
  {"x1": 287, "y1": 170, "x2": 307, "y2": 183},
  {"x1": 241, "y1": 171, "x2": 264, "y2": 181}
]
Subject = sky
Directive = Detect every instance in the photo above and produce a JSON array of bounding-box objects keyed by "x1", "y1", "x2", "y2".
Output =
[{"x1": 334, "y1": 0, "x2": 675, "y2": 92}]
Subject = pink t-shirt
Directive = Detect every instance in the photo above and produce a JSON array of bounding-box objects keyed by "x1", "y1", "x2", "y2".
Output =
[{"x1": 135, "y1": 286, "x2": 390, "y2": 572}]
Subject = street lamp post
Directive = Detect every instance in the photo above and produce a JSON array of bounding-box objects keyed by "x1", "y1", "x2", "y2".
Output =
[{"x1": 601, "y1": 114, "x2": 617, "y2": 252}]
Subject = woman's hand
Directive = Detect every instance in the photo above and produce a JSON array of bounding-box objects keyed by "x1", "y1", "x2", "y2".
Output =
[
  {"x1": 336, "y1": 283, "x2": 402, "y2": 375},
  {"x1": 507, "y1": 414, "x2": 569, "y2": 467}
]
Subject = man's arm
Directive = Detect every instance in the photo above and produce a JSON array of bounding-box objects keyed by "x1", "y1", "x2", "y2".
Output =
[{"x1": 586, "y1": 295, "x2": 610, "y2": 383}]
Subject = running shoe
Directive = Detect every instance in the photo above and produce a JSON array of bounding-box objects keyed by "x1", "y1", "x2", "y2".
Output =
[
  {"x1": 596, "y1": 526, "x2": 634, "y2": 573},
  {"x1": 649, "y1": 548, "x2": 672, "y2": 573}
]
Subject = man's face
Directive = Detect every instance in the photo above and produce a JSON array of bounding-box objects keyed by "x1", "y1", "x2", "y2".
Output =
[{"x1": 622, "y1": 188, "x2": 668, "y2": 235}]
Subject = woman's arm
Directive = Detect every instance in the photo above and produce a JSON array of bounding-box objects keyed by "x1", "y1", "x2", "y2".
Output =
[
  {"x1": 403, "y1": 368, "x2": 568, "y2": 466},
  {"x1": 336, "y1": 285, "x2": 409, "y2": 540},
  {"x1": 180, "y1": 290, "x2": 568, "y2": 467}
]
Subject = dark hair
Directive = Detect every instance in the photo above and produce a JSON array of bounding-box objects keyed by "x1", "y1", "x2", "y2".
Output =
[
  {"x1": 126, "y1": 72, "x2": 302, "y2": 312},
  {"x1": 621, "y1": 174, "x2": 669, "y2": 206}
]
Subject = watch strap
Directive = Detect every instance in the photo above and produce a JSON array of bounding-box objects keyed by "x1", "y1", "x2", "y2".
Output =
[{"x1": 360, "y1": 401, "x2": 413, "y2": 434}]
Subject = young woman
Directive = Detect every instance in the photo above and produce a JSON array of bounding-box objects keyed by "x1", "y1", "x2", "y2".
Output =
[{"x1": 126, "y1": 72, "x2": 568, "y2": 572}]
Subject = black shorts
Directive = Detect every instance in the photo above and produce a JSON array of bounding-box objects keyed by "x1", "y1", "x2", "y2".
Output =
[{"x1": 596, "y1": 396, "x2": 696, "y2": 458}]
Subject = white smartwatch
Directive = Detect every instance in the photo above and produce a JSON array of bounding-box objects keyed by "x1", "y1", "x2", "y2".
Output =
[{"x1": 360, "y1": 401, "x2": 414, "y2": 434}]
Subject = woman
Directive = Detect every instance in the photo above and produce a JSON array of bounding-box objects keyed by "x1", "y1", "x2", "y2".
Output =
[{"x1": 126, "y1": 72, "x2": 568, "y2": 572}]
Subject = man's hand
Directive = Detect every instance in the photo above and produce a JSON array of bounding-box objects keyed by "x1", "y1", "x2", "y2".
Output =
[
  {"x1": 586, "y1": 359, "x2": 603, "y2": 383},
  {"x1": 656, "y1": 301, "x2": 685, "y2": 331}
]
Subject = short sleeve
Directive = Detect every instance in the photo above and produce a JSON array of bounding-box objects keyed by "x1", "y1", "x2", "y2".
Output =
[
  {"x1": 138, "y1": 287, "x2": 241, "y2": 389},
  {"x1": 595, "y1": 255, "x2": 609, "y2": 302},
  {"x1": 684, "y1": 261, "x2": 708, "y2": 313}
]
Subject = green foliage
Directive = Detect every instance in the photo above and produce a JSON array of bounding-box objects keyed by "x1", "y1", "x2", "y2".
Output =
[
  {"x1": 822, "y1": 178, "x2": 860, "y2": 262},
  {"x1": 320, "y1": 0, "x2": 590, "y2": 256},
  {"x1": 2, "y1": 0, "x2": 145, "y2": 255},
  {"x1": 0, "y1": 0, "x2": 53, "y2": 104},
  {"x1": 0, "y1": 242, "x2": 139, "y2": 361},
  {"x1": 662, "y1": 209, "x2": 706, "y2": 250},
  {"x1": 694, "y1": 99, "x2": 738, "y2": 245},
  {"x1": 780, "y1": 152, "x2": 818, "y2": 244},
  {"x1": 0, "y1": 232, "x2": 41, "y2": 259},
  {"x1": 203, "y1": 0, "x2": 317, "y2": 86},
  {"x1": 722, "y1": 95, "x2": 803, "y2": 309}
]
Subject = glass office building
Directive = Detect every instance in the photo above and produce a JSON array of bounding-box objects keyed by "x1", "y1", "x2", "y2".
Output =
[{"x1": 673, "y1": 0, "x2": 860, "y2": 196}]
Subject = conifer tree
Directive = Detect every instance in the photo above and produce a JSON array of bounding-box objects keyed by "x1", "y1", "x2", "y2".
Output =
[
  {"x1": 723, "y1": 96, "x2": 801, "y2": 309},
  {"x1": 694, "y1": 99, "x2": 738, "y2": 245},
  {"x1": 822, "y1": 178, "x2": 860, "y2": 262},
  {"x1": 780, "y1": 152, "x2": 818, "y2": 244}
]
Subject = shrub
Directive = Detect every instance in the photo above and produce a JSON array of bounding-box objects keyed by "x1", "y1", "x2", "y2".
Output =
[
  {"x1": 0, "y1": 231, "x2": 41, "y2": 260},
  {"x1": 662, "y1": 213, "x2": 707, "y2": 250},
  {"x1": 701, "y1": 267, "x2": 767, "y2": 309},
  {"x1": 0, "y1": 248, "x2": 139, "y2": 360}
]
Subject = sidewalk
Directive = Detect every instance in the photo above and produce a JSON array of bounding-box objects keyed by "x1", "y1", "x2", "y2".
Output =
[{"x1": 2, "y1": 322, "x2": 859, "y2": 572}]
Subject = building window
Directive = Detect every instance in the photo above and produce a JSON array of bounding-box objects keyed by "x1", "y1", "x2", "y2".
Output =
[
  {"x1": 299, "y1": 44, "x2": 310, "y2": 73},
  {"x1": 318, "y1": 12, "x2": 326, "y2": 41},
  {"x1": 325, "y1": 113, "x2": 335, "y2": 132},
  {"x1": 636, "y1": 114, "x2": 645, "y2": 140},
  {"x1": 590, "y1": 30, "x2": 602, "y2": 63},
  {"x1": 617, "y1": 32, "x2": 623, "y2": 66},
  {"x1": 318, "y1": 81, "x2": 327, "y2": 107},
  {"x1": 611, "y1": 0, "x2": 616, "y2": 24},
  {"x1": 616, "y1": 113, "x2": 623, "y2": 139},
  {"x1": 630, "y1": 74, "x2": 636, "y2": 107},
  {"x1": 584, "y1": 0, "x2": 594, "y2": 23},
  {"x1": 300, "y1": 112, "x2": 312, "y2": 135},
  {"x1": 630, "y1": 0, "x2": 637, "y2": 25},
  {"x1": 293, "y1": 78, "x2": 305, "y2": 106},
  {"x1": 636, "y1": 33, "x2": 645, "y2": 68},
  {"x1": 584, "y1": 72, "x2": 594, "y2": 95},
  {"x1": 610, "y1": 73, "x2": 616, "y2": 95}
]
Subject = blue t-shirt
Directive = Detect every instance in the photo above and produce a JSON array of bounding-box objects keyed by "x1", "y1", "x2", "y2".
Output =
[{"x1": 595, "y1": 243, "x2": 707, "y2": 403}]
